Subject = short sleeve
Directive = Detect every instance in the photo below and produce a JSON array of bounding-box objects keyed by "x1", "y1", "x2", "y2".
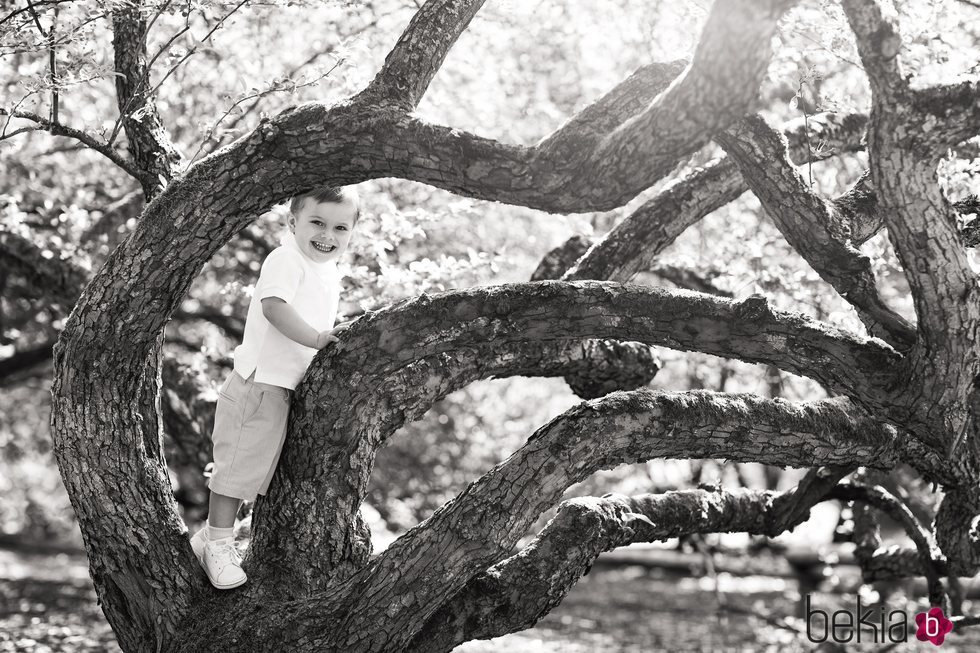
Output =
[{"x1": 257, "y1": 248, "x2": 304, "y2": 304}]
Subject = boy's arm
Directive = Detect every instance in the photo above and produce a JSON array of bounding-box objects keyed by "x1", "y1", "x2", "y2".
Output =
[{"x1": 262, "y1": 298, "x2": 335, "y2": 349}]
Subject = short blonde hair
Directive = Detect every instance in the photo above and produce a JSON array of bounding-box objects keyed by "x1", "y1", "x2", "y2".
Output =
[{"x1": 289, "y1": 186, "x2": 360, "y2": 224}]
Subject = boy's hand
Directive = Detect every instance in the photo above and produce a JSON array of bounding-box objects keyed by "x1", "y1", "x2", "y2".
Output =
[{"x1": 315, "y1": 322, "x2": 352, "y2": 349}]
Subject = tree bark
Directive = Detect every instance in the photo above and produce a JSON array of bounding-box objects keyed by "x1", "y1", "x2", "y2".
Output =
[{"x1": 110, "y1": 1, "x2": 182, "y2": 198}]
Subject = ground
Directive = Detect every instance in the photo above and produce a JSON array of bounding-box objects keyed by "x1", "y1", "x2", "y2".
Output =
[{"x1": 3, "y1": 547, "x2": 980, "y2": 652}]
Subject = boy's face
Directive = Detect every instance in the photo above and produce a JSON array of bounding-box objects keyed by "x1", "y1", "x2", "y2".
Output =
[{"x1": 288, "y1": 197, "x2": 357, "y2": 263}]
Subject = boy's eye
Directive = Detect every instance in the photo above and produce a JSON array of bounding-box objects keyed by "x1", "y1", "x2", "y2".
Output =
[
  {"x1": 336, "y1": 226, "x2": 348, "y2": 231},
  {"x1": 312, "y1": 220, "x2": 324, "y2": 226}
]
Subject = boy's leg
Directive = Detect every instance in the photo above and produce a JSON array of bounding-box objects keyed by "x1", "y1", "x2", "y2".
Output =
[
  {"x1": 193, "y1": 372, "x2": 287, "y2": 590},
  {"x1": 207, "y1": 491, "x2": 242, "y2": 536},
  {"x1": 190, "y1": 371, "x2": 250, "y2": 589},
  {"x1": 204, "y1": 370, "x2": 251, "y2": 535},
  {"x1": 194, "y1": 490, "x2": 247, "y2": 590},
  {"x1": 190, "y1": 491, "x2": 241, "y2": 558}
]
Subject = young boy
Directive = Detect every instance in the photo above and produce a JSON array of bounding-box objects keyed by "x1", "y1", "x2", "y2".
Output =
[{"x1": 189, "y1": 185, "x2": 359, "y2": 589}]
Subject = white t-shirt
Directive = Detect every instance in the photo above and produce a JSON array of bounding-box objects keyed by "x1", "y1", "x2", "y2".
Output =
[{"x1": 233, "y1": 233, "x2": 341, "y2": 389}]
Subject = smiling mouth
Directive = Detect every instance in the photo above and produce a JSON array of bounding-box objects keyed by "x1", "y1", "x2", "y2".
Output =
[{"x1": 311, "y1": 241, "x2": 336, "y2": 253}]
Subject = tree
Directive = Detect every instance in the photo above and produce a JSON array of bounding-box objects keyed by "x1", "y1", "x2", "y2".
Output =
[{"x1": 3, "y1": 0, "x2": 980, "y2": 650}]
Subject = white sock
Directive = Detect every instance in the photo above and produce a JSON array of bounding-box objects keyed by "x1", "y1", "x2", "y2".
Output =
[{"x1": 207, "y1": 524, "x2": 235, "y2": 541}]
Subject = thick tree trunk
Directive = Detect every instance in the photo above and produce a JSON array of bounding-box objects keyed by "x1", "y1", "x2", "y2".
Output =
[{"x1": 51, "y1": 338, "x2": 196, "y2": 651}]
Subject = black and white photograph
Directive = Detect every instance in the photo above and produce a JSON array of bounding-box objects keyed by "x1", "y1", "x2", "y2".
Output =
[{"x1": 3, "y1": 0, "x2": 980, "y2": 650}]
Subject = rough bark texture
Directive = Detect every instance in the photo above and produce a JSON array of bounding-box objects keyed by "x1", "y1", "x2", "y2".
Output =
[
  {"x1": 560, "y1": 339, "x2": 661, "y2": 399},
  {"x1": 842, "y1": 0, "x2": 980, "y2": 576},
  {"x1": 410, "y1": 466, "x2": 853, "y2": 652},
  {"x1": 561, "y1": 112, "x2": 868, "y2": 282},
  {"x1": 358, "y1": 0, "x2": 487, "y2": 110},
  {"x1": 110, "y1": 1, "x2": 182, "y2": 198},
  {"x1": 834, "y1": 171, "x2": 884, "y2": 245},
  {"x1": 716, "y1": 114, "x2": 915, "y2": 350}
]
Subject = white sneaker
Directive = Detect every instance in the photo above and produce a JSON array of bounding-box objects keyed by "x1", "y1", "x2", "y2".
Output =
[
  {"x1": 190, "y1": 528, "x2": 208, "y2": 563},
  {"x1": 201, "y1": 536, "x2": 247, "y2": 589}
]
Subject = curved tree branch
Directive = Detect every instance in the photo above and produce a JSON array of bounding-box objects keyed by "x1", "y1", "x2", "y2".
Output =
[
  {"x1": 840, "y1": 0, "x2": 907, "y2": 99},
  {"x1": 561, "y1": 112, "x2": 869, "y2": 282},
  {"x1": 410, "y1": 467, "x2": 853, "y2": 653},
  {"x1": 358, "y1": 0, "x2": 487, "y2": 109},
  {"x1": 362, "y1": 0, "x2": 798, "y2": 213},
  {"x1": 110, "y1": 0, "x2": 182, "y2": 197},
  {"x1": 829, "y1": 481, "x2": 947, "y2": 607},
  {"x1": 536, "y1": 60, "x2": 688, "y2": 155},
  {"x1": 538, "y1": 235, "x2": 730, "y2": 297},
  {"x1": 203, "y1": 391, "x2": 894, "y2": 651},
  {"x1": 0, "y1": 108, "x2": 144, "y2": 181},
  {"x1": 244, "y1": 281, "x2": 903, "y2": 595},
  {"x1": 361, "y1": 0, "x2": 796, "y2": 208},
  {"x1": 533, "y1": 113, "x2": 877, "y2": 409},
  {"x1": 716, "y1": 114, "x2": 915, "y2": 350},
  {"x1": 911, "y1": 79, "x2": 980, "y2": 152},
  {"x1": 333, "y1": 392, "x2": 891, "y2": 648}
]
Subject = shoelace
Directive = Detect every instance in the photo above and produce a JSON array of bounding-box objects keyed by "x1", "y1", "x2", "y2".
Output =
[{"x1": 208, "y1": 538, "x2": 242, "y2": 565}]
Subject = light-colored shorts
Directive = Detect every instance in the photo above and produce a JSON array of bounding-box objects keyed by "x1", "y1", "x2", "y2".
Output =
[{"x1": 207, "y1": 370, "x2": 291, "y2": 502}]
